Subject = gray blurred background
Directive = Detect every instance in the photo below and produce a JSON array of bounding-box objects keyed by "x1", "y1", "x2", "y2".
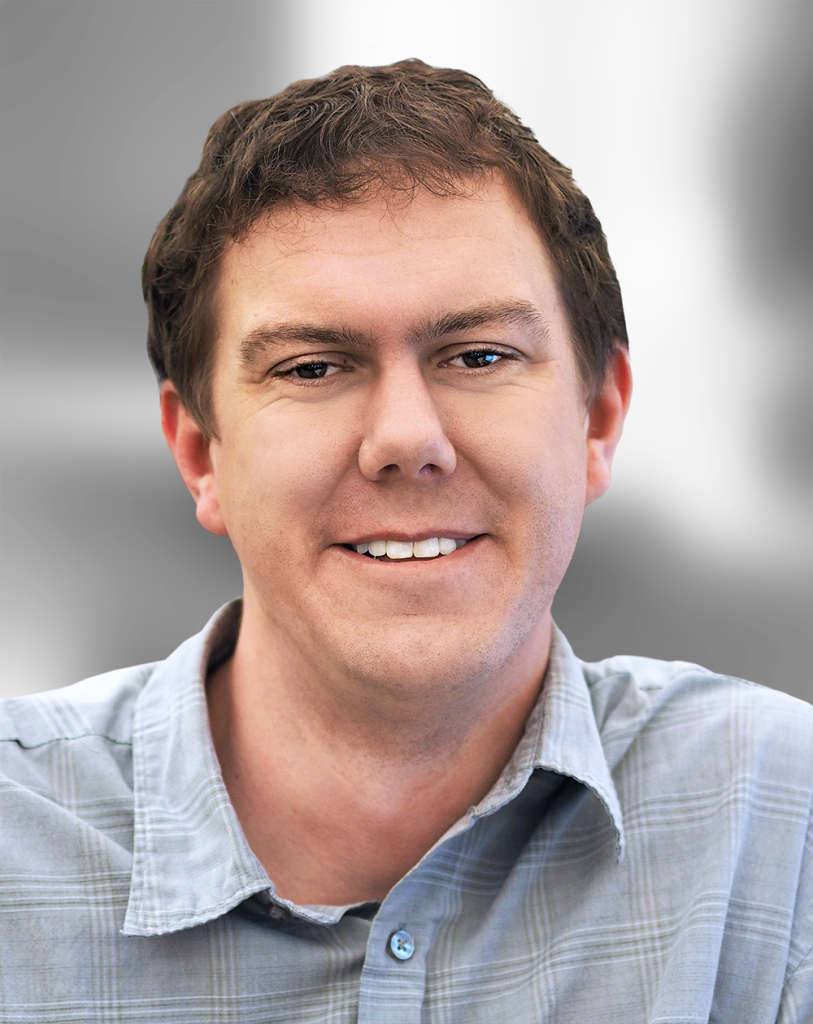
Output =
[{"x1": 2, "y1": 0, "x2": 811, "y2": 699}]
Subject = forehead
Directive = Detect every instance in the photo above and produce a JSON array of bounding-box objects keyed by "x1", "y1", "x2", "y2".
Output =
[{"x1": 215, "y1": 177, "x2": 568, "y2": 346}]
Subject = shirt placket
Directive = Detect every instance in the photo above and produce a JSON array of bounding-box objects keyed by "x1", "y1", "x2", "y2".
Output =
[{"x1": 357, "y1": 880, "x2": 431, "y2": 1024}]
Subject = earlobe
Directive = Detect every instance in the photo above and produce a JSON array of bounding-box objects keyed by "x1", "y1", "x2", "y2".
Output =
[
  {"x1": 584, "y1": 343, "x2": 632, "y2": 505},
  {"x1": 159, "y1": 381, "x2": 229, "y2": 537}
]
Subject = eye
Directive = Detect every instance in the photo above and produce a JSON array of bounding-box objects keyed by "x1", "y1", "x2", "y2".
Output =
[
  {"x1": 447, "y1": 349, "x2": 507, "y2": 369},
  {"x1": 269, "y1": 352, "x2": 355, "y2": 386},
  {"x1": 292, "y1": 362, "x2": 335, "y2": 379},
  {"x1": 277, "y1": 360, "x2": 343, "y2": 380}
]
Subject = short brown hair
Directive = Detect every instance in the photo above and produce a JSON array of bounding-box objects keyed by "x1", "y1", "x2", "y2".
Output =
[{"x1": 143, "y1": 59, "x2": 627, "y2": 438}]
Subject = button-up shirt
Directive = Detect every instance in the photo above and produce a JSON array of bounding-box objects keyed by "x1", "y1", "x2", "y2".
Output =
[{"x1": 1, "y1": 600, "x2": 811, "y2": 1022}]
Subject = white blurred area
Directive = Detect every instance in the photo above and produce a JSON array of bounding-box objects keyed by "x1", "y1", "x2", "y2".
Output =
[{"x1": 2, "y1": 1, "x2": 811, "y2": 698}]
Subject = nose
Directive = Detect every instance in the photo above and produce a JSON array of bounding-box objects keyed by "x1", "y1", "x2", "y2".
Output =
[{"x1": 357, "y1": 364, "x2": 457, "y2": 482}]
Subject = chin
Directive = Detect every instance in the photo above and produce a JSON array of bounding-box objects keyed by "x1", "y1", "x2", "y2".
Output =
[{"x1": 328, "y1": 610, "x2": 547, "y2": 699}]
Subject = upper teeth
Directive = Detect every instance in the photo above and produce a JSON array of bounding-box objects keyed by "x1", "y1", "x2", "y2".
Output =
[{"x1": 355, "y1": 538, "x2": 467, "y2": 559}]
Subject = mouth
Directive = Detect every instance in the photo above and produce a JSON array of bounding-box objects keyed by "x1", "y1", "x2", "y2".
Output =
[{"x1": 339, "y1": 536, "x2": 479, "y2": 561}]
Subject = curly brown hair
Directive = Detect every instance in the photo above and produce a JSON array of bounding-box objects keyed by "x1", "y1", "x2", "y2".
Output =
[{"x1": 143, "y1": 59, "x2": 627, "y2": 439}]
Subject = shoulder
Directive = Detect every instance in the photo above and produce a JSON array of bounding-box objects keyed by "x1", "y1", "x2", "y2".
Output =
[
  {"x1": 0, "y1": 662, "x2": 155, "y2": 749},
  {"x1": 0, "y1": 663, "x2": 156, "y2": 814},
  {"x1": 582, "y1": 653, "x2": 813, "y2": 991},
  {"x1": 0, "y1": 668, "x2": 155, "y2": 911},
  {"x1": 0, "y1": 665, "x2": 157, "y2": 876},
  {"x1": 583, "y1": 650, "x2": 812, "y2": 737},
  {"x1": 583, "y1": 652, "x2": 813, "y2": 786}
]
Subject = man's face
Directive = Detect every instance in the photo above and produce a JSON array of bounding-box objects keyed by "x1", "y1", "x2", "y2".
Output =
[{"x1": 198, "y1": 177, "x2": 623, "y2": 694}]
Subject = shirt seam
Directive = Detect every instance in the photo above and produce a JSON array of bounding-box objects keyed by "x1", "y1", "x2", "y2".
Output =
[{"x1": 1, "y1": 735, "x2": 134, "y2": 750}]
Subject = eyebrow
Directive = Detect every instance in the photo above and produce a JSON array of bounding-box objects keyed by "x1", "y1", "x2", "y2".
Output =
[
  {"x1": 239, "y1": 324, "x2": 368, "y2": 367},
  {"x1": 238, "y1": 300, "x2": 550, "y2": 367},
  {"x1": 411, "y1": 301, "x2": 551, "y2": 347}
]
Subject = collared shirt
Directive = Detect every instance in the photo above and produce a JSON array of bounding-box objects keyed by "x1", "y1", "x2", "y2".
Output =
[{"x1": 1, "y1": 600, "x2": 811, "y2": 1023}]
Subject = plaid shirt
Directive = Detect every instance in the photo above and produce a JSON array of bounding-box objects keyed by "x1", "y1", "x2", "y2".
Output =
[{"x1": 1, "y1": 600, "x2": 811, "y2": 1022}]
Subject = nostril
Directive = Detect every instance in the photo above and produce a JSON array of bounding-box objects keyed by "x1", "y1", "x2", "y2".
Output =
[{"x1": 357, "y1": 419, "x2": 457, "y2": 481}]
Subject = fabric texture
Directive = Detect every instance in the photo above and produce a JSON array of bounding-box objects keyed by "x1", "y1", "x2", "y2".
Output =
[{"x1": 1, "y1": 600, "x2": 811, "y2": 1023}]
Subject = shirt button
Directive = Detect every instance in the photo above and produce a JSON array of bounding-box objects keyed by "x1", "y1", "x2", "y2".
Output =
[{"x1": 388, "y1": 929, "x2": 415, "y2": 961}]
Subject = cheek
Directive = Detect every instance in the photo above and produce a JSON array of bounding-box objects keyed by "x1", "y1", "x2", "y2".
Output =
[
  {"x1": 452, "y1": 389, "x2": 588, "y2": 507},
  {"x1": 212, "y1": 406, "x2": 358, "y2": 543}
]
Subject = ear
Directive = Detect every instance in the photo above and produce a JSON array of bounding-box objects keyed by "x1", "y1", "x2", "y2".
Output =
[
  {"x1": 160, "y1": 381, "x2": 229, "y2": 537},
  {"x1": 584, "y1": 342, "x2": 632, "y2": 505}
]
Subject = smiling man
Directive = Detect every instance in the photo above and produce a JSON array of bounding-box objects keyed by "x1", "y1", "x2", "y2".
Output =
[
  {"x1": 172, "y1": 176, "x2": 622, "y2": 909},
  {"x1": 2, "y1": 61, "x2": 812, "y2": 1023}
]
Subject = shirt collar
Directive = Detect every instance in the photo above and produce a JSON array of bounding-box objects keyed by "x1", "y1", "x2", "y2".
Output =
[
  {"x1": 123, "y1": 605, "x2": 624, "y2": 936},
  {"x1": 430, "y1": 624, "x2": 625, "y2": 863},
  {"x1": 123, "y1": 600, "x2": 270, "y2": 936}
]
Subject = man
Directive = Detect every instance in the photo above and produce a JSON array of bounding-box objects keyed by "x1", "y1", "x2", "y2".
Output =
[{"x1": 1, "y1": 60, "x2": 811, "y2": 1022}]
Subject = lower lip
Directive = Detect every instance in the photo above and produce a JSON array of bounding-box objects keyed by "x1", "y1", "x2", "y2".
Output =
[{"x1": 335, "y1": 536, "x2": 484, "y2": 565}]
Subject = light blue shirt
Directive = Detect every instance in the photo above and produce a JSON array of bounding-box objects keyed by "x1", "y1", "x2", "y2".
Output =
[{"x1": 1, "y1": 600, "x2": 811, "y2": 1022}]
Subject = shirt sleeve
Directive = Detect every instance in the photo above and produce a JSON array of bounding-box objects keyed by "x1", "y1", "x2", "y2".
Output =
[{"x1": 776, "y1": 802, "x2": 813, "y2": 1024}]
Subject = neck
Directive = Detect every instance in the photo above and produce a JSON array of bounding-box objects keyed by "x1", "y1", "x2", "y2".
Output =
[{"x1": 206, "y1": 597, "x2": 552, "y2": 905}]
